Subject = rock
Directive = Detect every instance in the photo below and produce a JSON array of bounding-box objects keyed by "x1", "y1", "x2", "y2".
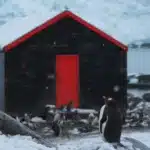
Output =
[
  {"x1": 127, "y1": 92, "x2": 134, "y2": 99},
  {"x1": 142, "y1": 93, "x2": 150, "y2": 102},
  {"x1": 31, "y1": 117, "x2": 46, "y2": 123},
  {"x1": 143, "y1": 102, "x2": 150, "y2": 116},
  {"x1": 128, "y1": 43, "x2": 139, "y2": 48},
  {"x1": 138, "y1": 75, "x2": 150, "y2": 83},
  {"x1": 128, "y1": 97, "x2": 143, "y2": 109},
  {"x1": 92, "y1": 116, "x2": 99, "y2": 126},
  {"x1": 140, "y1": 121, "x2": 149, "y2": 127},
  {"x1": 125, "y1": 94, "x2": 150, "y2": 128},
  {"x1": 0, "y1": 111, "x2": 53, "y2": 148},
  {"x1": 141, "y1": 43, "x2": 150, "y2": 48}
]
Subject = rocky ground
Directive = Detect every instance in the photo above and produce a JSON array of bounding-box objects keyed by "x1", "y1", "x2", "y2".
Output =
[
  {"x1": 124, "y1": 92, "x2": 150, "y2": 129},
  {"x1": 10, "y1": 91, "x2": 150, "y2": 139}
]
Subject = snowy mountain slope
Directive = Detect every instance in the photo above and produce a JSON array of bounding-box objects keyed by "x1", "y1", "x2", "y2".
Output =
[
  {"x1": 0, "y1": 0, "x2": 150, "y2": 45},
  {"x1": 0, "y1": 131, "x2": 150, "y2": 150},
  {"x1": 0, "y1": 12, "x2": 59, "y2": 48}
]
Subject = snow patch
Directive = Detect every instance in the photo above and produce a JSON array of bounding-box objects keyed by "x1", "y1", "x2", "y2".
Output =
[
  {"x1": 0, "y1": 11, "x2": 59, "y2": 48},
  {"x1": 73, "y1": 108, "x2": 97, "y2": 114},
  {"x1": 0, "y1": 132, "x2": 150, "y2": 150},
  {"x1": 125, "y1": 132, "x2": 150, "y2": 147},
  {"x1": 129, "y1": 78, "x2": 139, "y2": 84},
  {"x1": 0, "y1": 135, "x2": 51, "y2": 150},
  {"x1": 31, "y1": 117, "x2": 46, "y2": 123}
]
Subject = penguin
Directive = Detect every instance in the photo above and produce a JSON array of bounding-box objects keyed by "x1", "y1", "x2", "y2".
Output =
[{"x1": 99, "y1": 97, "x2": 122, "y2": 143}]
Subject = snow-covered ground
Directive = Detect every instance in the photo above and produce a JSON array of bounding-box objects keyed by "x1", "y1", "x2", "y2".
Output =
[
  {"x1": 125, "y1": 131, "x2": 150, "y2": 148},
  {"x1": 0, "y1": 131, "x2": 150, "y2": 150}
]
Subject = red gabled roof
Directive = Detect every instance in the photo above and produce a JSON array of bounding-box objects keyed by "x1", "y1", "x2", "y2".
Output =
[{"x1": 3, "y1": 10, "x2": 128, "y2": 52}]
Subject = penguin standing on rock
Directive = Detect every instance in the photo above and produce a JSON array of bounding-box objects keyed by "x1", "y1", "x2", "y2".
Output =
[{"x1": 99, "y1": 97, "x2": 122, "y2": 143}]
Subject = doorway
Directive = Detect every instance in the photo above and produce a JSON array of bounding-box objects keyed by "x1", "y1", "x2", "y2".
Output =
[{"x1": 56, "y1": 55, "x2": 79, "y2": 108}]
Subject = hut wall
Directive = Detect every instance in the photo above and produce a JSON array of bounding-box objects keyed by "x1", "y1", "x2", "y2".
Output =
[{"x1": 5, "y1": 17, "x2": 127, "y2": 114}]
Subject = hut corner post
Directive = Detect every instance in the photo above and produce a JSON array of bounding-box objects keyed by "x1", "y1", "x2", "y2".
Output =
[{"x1": 0, "y1": 51, "x2": 4, "y2": 111}]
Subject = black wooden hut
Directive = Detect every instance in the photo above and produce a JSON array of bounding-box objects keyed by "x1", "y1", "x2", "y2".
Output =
[{"x1": 1, "y1": 10, "x2": 128, "y2": 115}]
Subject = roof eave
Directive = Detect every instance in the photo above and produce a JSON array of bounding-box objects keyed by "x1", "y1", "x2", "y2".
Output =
[{"x1": 3, "y1": 10, "x2": 128, "y2": 52}]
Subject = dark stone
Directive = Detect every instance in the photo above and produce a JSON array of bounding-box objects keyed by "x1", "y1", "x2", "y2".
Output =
[
  {"x1": 0, "y1": 111, "x2": 52, "y2": 147},
  {"x1": 141, "y1": 43, "x2": 150, "y2": 48},
  {"x1": 139, "y1": 75, "x2": 150, "y2": 84},
  {"x1": 127, "y1": 92, "x2": 134, "y2": 99},
  {"x1": 142, "y1": 93, "x2": 150, "y2": 102},
  {"x1": 128, "y1": 97, "x2": 143, "y2": 109},
  {"x1": 128, "y1": 43, "x2": 138, "y2": 49}
]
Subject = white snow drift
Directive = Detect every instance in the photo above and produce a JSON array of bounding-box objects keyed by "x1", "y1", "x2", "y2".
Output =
[{"x1": 0, "y1": 131, "x2": 150, "y2": 150}]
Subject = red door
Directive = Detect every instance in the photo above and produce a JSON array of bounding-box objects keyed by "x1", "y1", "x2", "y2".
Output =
[{"x1": 56, "y1": 55, "x2": 79, "y2": 108}]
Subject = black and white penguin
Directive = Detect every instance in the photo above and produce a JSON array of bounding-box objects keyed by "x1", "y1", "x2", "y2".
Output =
[{"x1": 99, "y1": 97, "x2": 122, "y2": 143}]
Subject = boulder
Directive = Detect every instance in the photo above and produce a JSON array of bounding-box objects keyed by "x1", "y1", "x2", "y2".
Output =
[
  {"x1": 125, "y1": 93, "x2": 150, "y2": 128},
  {"x1": 0, "y1": 111, "x2": 53, "y2": 148},
  {"x1": 142, "y1": 93, "x2": 150, "y2": 102},
  {"x1": 128, "y1": 97, "x2": 143, "y2": 110}
]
